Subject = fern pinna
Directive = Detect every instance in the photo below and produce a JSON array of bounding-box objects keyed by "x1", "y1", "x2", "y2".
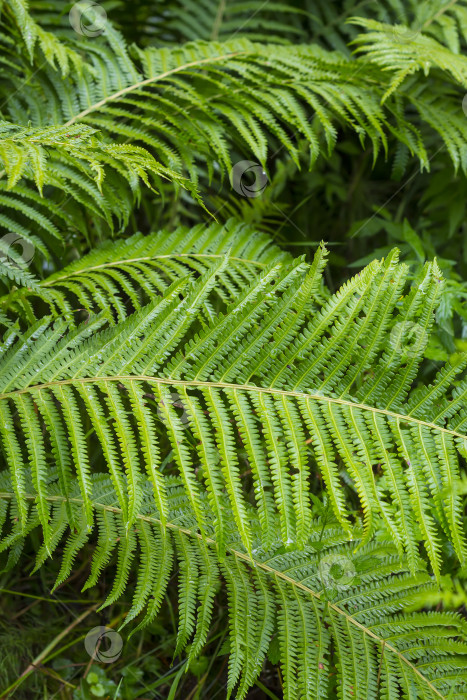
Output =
[{"x1": 1, "y1": 240, "x2": 467, "y2": 697}]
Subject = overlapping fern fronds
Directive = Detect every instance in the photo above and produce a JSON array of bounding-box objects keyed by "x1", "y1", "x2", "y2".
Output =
[
  {"x1": 3, "y1": 3, "x2": 467, "y2": 696},
  {"x1": 4, "y1": 4, "x2": 467, "y2": 261},
  {"x1": 0, "y1": 121, "x2": 193, "y2": 196},
  {"x1": 22, "y1": 0, "x2": 310, "y2": 45},
  {"x1": 0, "y1": 119, "x2": 200, "y2": 271},
  {"x1": 1, "y1": 0, "x2": 83, "y2": 74},
  {"x1": 351, "y1": 17, "x2": 467, "y2": 92},
  {"x1": 0, "y1": 219, "x2": 297, "y2": 325},
  {"x1": 1, "y1": 249, "x2": 466, "y2": 580},
  {"x1": 3, "y1": 31, "x2": 430, "y2": 174},
  {"x1": 0, "y1": 471, "x2": 466, "y2": 700},
  {"x1": 135, "y1": 0, "x2": 309, "y2": 44},
  {"x1": 310, "y1": 0, "x2": 467, "y2": 53}
]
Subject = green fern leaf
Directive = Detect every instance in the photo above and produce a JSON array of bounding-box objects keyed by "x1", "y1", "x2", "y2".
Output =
[{"x1": 0, "y1": 250, "x2": 466, "y2": 577}]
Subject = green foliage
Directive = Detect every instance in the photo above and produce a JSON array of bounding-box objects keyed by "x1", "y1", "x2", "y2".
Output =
[
  {"x1": 0, "y1": 121, "x2": 193, "y2": 198},
  {"x1": 4, "y1": 3, "x2": 467, "y2": 264},
  {"x1": 2, "y1": 1, "x2": 467, "y2": 697},
  {"x1": 0, "y1": 219, "x2": 294, "y2": 325},
  {"x1": 1, "y1": 471, "x2": 467, "y2": 699},
  {"x1": 139, "y1": 0, "x2": 310, "y2": 44},
  {"x1": 1, "y1": 250, "x2": 467, "y2": 576},
  {"x1": 2, "y1": 0, "x2": 83, "y2": 73}
]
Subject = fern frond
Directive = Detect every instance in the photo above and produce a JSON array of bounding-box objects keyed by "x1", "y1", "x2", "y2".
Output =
[
  {"x1": 0, "y1": 258, "x2": 38, "y2": 292},
  {"x1": 0, "y1": 19, "x2": 446, "y2": 255},
  {"x1": 310, "y1": 0, "x2": 467, "y2": 54},
  {"x1": 144, "y1": 0, "x2": 309, "y2": 44},
  {"x1": 4, "y1": 12, "x2": 467, "y2": 255},
  {"x1": 0, "y1": 121, "x2": 201, "y2": 258},
  {"x1": 3, "y1": 0, "x2": 83, "y2": 74},
  {"x1": 1, "y1": 472, "x2": 466, "y2": 700},
  {"x1": 0, "y1": 121, "x2": 194, "y2": 193},
  {"x1": 351, "y1": 18, "x2": 467, "y2": 95},
  {"x1": 0, "y1": 250, "x2": 466, "y2": 575},
  {"x1": 0, "y1": 218, "x2": 296, "y2": 324}
]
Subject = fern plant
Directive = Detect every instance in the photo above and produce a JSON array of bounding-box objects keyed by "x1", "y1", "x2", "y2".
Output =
[
  {"x1": 2, "y1": 3, "x2": 467, "y2": 697},
  {"x1": 1, "y1": 471, "x2": 466, "y2": 699},
  {"x1": 0, "y1": 219, "x2": 295, "y2": 326},
  {"x1": 1, "y1": 247, "x2": 467, "y2": 593},
  {"x1": 5, "y1": 1, "x2": 467, "y2": 271}
]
